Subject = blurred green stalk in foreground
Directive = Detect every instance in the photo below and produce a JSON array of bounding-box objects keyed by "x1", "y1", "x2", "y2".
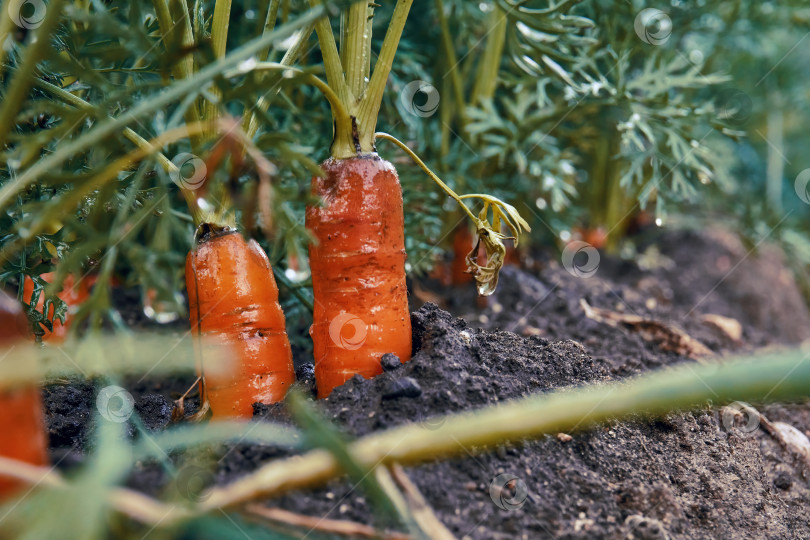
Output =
[
  {"x1": 2, "y1": 347, "x2": 809, "y2": 530},
  {"x1": 203, "y1": 347, "x2": 810, "y2": 511}
]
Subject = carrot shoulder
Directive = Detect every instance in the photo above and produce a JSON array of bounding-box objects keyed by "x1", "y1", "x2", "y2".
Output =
[
  {"x1": 306, "y1": 155, "x2": 412, "y2": 398},
  {"x1": 186, "y1": 227, "x2": 295, "y2": 418},
  {"x1": 0, "y1": 291, "x2": 49, "y2": 499}
]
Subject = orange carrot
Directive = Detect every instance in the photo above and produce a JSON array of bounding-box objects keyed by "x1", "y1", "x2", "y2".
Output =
[
  {"x1": 0, "y1": 291, "x2": 49, "y2": 499},
  {"x1": 306, "y1": 156, "x2": 412, "y2": 398},
  {"x1": 573, "y1": 226, "x2": 608, "y2": 250},
  {"x1": 186, "y1": 225, "x2": 295, "y2": 418},
  {"x1": 503, "y1": 237, "x2": 521, "y2": 267},
  {"x1": 450, "y1": 224, "x2": 474, "y2": 285},
  {"x1": 22, "y1": 272, "x2": 91, "y2": 342}
]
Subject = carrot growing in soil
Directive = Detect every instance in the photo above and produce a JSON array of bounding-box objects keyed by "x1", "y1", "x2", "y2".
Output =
[
  {"x1": 0, "y1": 291, "x2": 49, "y2": 499},
  {"x1": 302, "y1": 2, "x2": 415, "y2": 398},
  {"x1": 147, "y1": 0, "x2": 305, "y2": 416},
  {"x1": 186, "y1": 223, "x2": 295, "y2": 418},
  {"x1": 450, "y1": 225, "x2": 474, "y2": 285},
  {"x1": 304, "y1": 1, "x2": 529, "y2": 397},
  {"x1": 307, "y1": 157, "x2": 412, "y2": 397}
]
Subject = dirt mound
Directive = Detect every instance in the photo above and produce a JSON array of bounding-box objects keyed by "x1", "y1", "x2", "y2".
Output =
[
  {"x1": 234, "y1": 302, "x2": 810, "y2": 539},
  {"x1": 40, "y1": 228, "x2": 810, "y2": 538}
]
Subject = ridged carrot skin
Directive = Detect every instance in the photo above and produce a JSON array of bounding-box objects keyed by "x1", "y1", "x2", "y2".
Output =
[
  {"x1": 0, "y1": 292, "x2": 49, "y2": 498},
  {"x1": 306, "y1": 155, "x2": 412, "y2": 398},
  {"x1": 186, "y1": 228, "x2": 295, "y2": 418},
  {"x1": 22, "y1": 272, "x2": 90, "y2": 342}
]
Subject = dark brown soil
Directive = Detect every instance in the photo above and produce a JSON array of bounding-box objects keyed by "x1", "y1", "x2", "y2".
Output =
[{"x1": 41, "y1": 228, "x2": 810, "y2": 539}]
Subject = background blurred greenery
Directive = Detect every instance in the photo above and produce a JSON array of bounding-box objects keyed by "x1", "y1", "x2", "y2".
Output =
[{"x1": 0, "y1": 0, "x2": 808, "y2": 346}]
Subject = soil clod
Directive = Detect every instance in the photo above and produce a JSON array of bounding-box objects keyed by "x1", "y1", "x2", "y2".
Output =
[
  {"x1": 380, "y1": 353, "x2": 402, "y2": 372},
  {"x1": 381, "y1": 377, "x2": 422, "y2": 400}
]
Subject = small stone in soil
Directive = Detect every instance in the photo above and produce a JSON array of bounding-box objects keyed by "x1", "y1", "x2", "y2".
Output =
[
  {"x1": 380, "y1": 353, "x2": 401, "y2": 372},
  {"x1": 382, "y1": 377, "x2": 422, "y2": 400},
  {"x1": 773, "y1": 471, "x2": 793, "y2": 490},
  {"x1": 295, "y1": 362, "x2": 317, "y2": 396}
]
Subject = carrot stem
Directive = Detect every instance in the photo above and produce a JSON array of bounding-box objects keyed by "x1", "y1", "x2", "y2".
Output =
[
  {"x1": 241, "y1": 0, "x2": 296, "y2": 138},
  {"x1": 374, "y1": 132, "x2": 477, "y2": 222},
  {"x1": 0, "y1": 0, "x2": 66, "y2": 149},
  {"x1": 202, "y1": 0, "x2": 233, "y2": 140},
  {"x1": 355, "y1": 0, "x2": 413, "y2": 152},
  {"x1": 434, "y1": 0, "x2": 466, "y2": 127},
  {"x1": 340, "y1": 1, "x2": 372, "y2": 101},
  {"x1": 309, "y1": 1, "x2": 355, "y2": 158},
  {"x1": 258, "y1": 0, "x2": 283, "y2": 61},
  {"x1": 469, "y1": 4, "x2": 507, "y2": 106},
  {"x1": 151, "y1": 0, "x2": 201, "y2": 149},
  {"x1": 245, "y1": 23, "x2": 315, "y2": 141},
  {"x1": 237, "y1": 62, "x2": 352, "y2": 130}
]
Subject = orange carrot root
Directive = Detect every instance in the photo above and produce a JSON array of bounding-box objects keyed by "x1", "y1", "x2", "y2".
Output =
[
  {"x1": 186, "y1": 227, "x2": 295, "y2": 418},
  {"x1": 306, "y1": 156, "x2": 412, "y2": 398},
  {"x1": 573, "y1": 226, "x2": 608, "y2": 250},
  {"x1": 450, "y1": 224, "x2": 474, "y2": 285},
  {"x1": 0, "y1": 292, "x2": 49, "y2": 499},
  {"x1": 22, "y1": 272, "x2": 91, "y2": 342}
]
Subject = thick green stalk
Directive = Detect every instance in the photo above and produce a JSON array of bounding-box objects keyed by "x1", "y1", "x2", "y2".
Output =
[
  {"x1": 151, "y1": 0, "x2": 194, "y2": 82},
  {"x1": 202, "y1": 0, "x2": 233, "y2": 137},
  {"x1": 310, "y1": 3, "x2": 354, "y2": 158},
  {"x1": 0, "y1": 0, "x2": 14, "y2": 76},
  {"x1": 201, "y1": 348, "x2": 810, "y2": 510},
  {"x1": 356, "y1": 0, "x2": 413, "y2": 152},
  {"x1": 470, "y1": 4, "x2": 507, "y2": 105},
  {"x1": 435, "y1": 0, "x2": 465, "y2": 126},
  {"x1": 340, "y1": 2, "x2": 372, "y2": 101},
  {"x1": 0, "y1": 0, "x2": 66, "y2": 150},
  {"x1": 151, "y1": 0, "x2": 201, "y2": 150},
  {"x1": 258, "y1": 0, "x2": 282, "y2": 61}
]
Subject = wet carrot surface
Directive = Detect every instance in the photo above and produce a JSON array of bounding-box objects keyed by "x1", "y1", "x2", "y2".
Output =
[
  {"x1": 186, "y1": 229, "x2": 295, "y2": 418},
  {"x1": 306, "y1": 155, "x2": 412, "y2": 398},
  {"x1": 0, "y1": 292, "x2": 49, "y2": 499}
]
